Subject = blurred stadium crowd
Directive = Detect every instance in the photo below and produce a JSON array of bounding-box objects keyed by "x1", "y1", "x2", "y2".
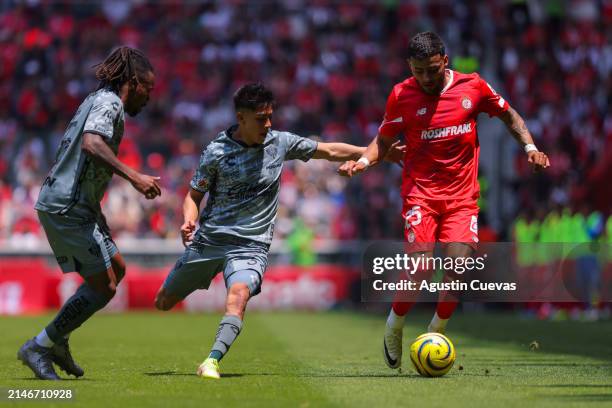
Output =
[{"x1": 0, "y1": 0, "x2": 610, "y2": 246}]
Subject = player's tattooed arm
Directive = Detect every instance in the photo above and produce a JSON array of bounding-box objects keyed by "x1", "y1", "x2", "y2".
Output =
[
  {"x1": 82, "y1": 133, "x2": 162, "y2": 199},
  {"x1": 498, "y1": 107, "x2": 550, "y2": 171},
  {"x1": 498, "y1": 106, "x2": 534, "y2": 146},
  {"x1": 181, "y1": 189, "x2": 204, "y2": 246}
]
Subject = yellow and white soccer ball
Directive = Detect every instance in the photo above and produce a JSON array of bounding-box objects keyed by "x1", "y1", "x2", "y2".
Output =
[{"x1": 409, "y1": 332, "x2": 456, "y2": 377}]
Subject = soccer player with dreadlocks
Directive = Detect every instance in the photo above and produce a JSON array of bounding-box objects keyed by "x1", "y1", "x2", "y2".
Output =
[
  {"x1": 339, "y1": 32, "x2": 550, "y2": 371},
  {"x1": 18, "y1": 46, "x2": 160, "y2": 380}
]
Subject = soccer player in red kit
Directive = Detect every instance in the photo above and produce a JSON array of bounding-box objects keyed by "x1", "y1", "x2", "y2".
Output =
[{"x1": 339, "y1": 32, "x2": 550, "y2": 370}]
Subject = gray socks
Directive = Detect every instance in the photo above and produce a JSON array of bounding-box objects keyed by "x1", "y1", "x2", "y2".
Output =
[
  {"x1": 209, "y1": 315, "x2": 243, "y2": 361},
  {"x1": 45, "y1": 283, "x2": 112, "y2": 343}
]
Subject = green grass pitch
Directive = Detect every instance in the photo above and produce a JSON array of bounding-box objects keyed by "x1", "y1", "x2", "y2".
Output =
[{"x1": 1, "y1": 310, "x2": 611, "y2": 407}]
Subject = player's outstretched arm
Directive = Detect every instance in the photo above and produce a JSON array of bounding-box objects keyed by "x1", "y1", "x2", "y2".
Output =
[
  {"x1": 311, "y1": 142, "x2": 366, "y2": 162},
  {"x1": 82, "y1": 132, "x2": 162, "y2": 199},
  {"x1": 498, "y1": 107, "x2": 550, "y2": 172},
  {"x1": 180, "y1": 188, "x2": 204, "y2": 246},
  {"x1": 337, "y1": 135, "x2": 400, "y2": 177}
]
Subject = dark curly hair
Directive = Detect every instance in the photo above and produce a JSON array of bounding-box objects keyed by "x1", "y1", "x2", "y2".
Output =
[
  {"x1": 233, "y1": 83, "x2": 275, "y2": 111},
  {"x1": 407, "y1": 32, "x2": 446, "y2": 59},
  {"x1": 94, "y1": 46, "x2": 153, "y2": 92}
]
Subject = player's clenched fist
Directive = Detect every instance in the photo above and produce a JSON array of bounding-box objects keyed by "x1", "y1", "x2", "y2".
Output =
[
  {"x1": 384, "y1": 140, "x2": 406, "y2": 165},
  {"x1": 180, "y1": 220, "x2": 196, "y2": 246},
  {"x1": 527, "y1": 150, "x2": 550, "y2": 172},
  {"x1": 131, "y1": 173, "x2": 162, "y2": 199}
]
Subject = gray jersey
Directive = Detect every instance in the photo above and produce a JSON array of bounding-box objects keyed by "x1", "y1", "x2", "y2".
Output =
[
  {"x1": 35, "y1": 88, "x2": 124, "y2": 219},
  {"x1": 191, "y1": 125, "x2": 318, "y2": 246}
]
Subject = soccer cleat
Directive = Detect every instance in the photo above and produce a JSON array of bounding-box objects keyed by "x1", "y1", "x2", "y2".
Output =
[
  {"x1": 197, "y1": 358, "x2": 220, "y2": 379},
  {"x1": 52, "y1": 338, "x2": 84, "y2": 378},
  {"x1": 383, "y1": 326, "x2": 403, "y2": 369},
  {"x1": 17, "y1": 339, "x2": 61, "y2": 380}
]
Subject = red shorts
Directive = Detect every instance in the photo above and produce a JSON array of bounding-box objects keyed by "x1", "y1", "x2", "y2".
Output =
[{"x1": 402, "y1": 197, "x2": 479, "y2": 252}]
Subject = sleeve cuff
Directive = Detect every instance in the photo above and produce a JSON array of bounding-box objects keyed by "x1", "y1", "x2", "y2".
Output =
[
  {"x1": 83, "y1": 129, "x2": 113, "y2": 140},
  {"x1": 301, "y1": 140, "x2": 319, "y2": 162},
  {"x1": 190, "y1": 181, "x2": 207, "y2": 193}
]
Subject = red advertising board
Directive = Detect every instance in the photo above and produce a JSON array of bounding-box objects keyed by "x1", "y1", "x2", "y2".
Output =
[{"x1": 0, "y1": 258, "x2": 358, "y2": 315}]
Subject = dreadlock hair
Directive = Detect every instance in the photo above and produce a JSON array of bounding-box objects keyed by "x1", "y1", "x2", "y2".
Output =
[
  {"x1": 407, "y1": 32, "x2": 446, "y2": 60},
  {"x1": 233, "y1": 83, "x2": 275, "y2": 111},
  {"x1": 94, "y1": 46, "x2": 153, "y2": 92}
]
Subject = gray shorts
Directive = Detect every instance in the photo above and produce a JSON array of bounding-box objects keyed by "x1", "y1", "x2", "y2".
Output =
[
  {"x1": 162, "y1": 241, "x2": 269, "y2": 299},
  {"x1": 37, "y1": 211, "x2": 118, "y2": 278}
]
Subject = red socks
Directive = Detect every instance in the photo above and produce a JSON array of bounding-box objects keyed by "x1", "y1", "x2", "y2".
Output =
[
  {"x1": 392, "y1": 301, "x2": 414, "y2": 316},
  {"x1": 436, "y1": 300, "x2": 459, "y2": 319}
]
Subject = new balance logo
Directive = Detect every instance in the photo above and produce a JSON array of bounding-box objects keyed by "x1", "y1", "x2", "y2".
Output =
[{"x1": 421, "y1": 122, "x2": 472, "y2": 140}]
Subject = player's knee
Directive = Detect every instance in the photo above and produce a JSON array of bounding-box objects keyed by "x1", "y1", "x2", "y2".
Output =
[
  {"x1": 86, "y1": 273, "x2": 116, "y2": 300},
  {"x1": 154, "y1": 290, "x2": 177, "y2": 311},
  {"x1": 155, "y1": 296, "x2": 172, "y2": 311},
  {"x1": 114, "y1": 264, "x2": 126, "y2": 283},
  {"x1": 231, "y1": 284, "x2": 250, "y2": 300},
  {"x1": 154, "y1": 299, "x2": 165, "y2": 311},
  {"x1": 106, "y1": 286, "x2": 117, "y2": 300},
  {"x1": 228, "y1": 284, "x2": 250, "y2": 310},
  {"x1": 111, "y1": 257, "x2": 127, "y2": 284},
  {"x1": 154, "y1": 293, "x2": 168, "y2": 311},
  {"x1": 93, "y1": 283, "x2": 116, "y2": 301}
]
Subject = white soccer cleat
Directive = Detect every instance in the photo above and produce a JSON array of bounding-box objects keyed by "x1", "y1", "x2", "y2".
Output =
[
  {"x1": 383, "y1": 326, "x2": 403, "y2": 369},
  {"x1": 197, "y1": 357, "x2": 220, "y2": 380}
]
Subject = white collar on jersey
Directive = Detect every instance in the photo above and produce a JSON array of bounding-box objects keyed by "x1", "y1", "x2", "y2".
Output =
[{"x1": 440, "y1": 69, "x2": 454, "y2": 95}]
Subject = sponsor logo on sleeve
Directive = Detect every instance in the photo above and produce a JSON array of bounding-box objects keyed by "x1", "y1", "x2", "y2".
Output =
[{"x1": 461, "y1": 96, "x2": 473, "y2": 110}]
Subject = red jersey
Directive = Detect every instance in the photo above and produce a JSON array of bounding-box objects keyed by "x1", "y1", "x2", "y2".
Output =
[{"x1": 379, "y1": 70, "x2": 509, "y2": 200}]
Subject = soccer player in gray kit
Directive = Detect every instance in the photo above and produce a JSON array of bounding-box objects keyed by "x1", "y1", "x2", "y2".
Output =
[
  {"x1": 18, "y1": 47, "x2": 161, "y2": 380},
  {"x1": 154, "y1": 83, "x2": 403, "y2": 379}
]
